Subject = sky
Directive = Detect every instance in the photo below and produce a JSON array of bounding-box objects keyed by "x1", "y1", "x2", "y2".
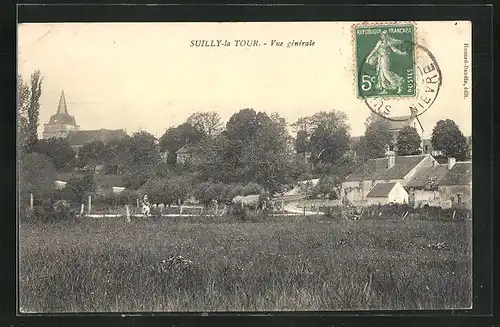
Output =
[{"x1": 18, "y1": 22, "x2": 472, "y2": 138}]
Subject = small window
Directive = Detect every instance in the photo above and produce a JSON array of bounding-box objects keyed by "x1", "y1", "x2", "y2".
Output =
[{"x1": 457, "y1": 194, "x2": 462, "y2": 204}]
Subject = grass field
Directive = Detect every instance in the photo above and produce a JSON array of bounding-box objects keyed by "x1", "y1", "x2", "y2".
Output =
[{"x1": 19, "y1": 216, "x2": 472, "y2": 312}]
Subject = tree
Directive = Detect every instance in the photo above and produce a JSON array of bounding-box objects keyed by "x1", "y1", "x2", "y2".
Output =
[
  {"x1": 186, "y1": 111, "x2": 223, "y2": 138},
  {"x1": 295, "y1": 130, "x2": 310, "y2": 155},
  {"x1": 77, "y1": 140, "x2": 107, "y2": 171},
  {"x1": 431, "y1": 119, "x2": 469, "y2": 161},
  {"x1": 226, "y1": 108, "x2": 263, "y2": 143},
  {"x1": 36, "y1": 138, "x2": 75, "y2": 170},
  {"x1": 17, "y1": 71, "x2": 43, "y2": 156},
  {"x1": 121, "y1": 131, "x2": 162, "y2": 188},
  {"x1": 62, "y1": 175, "x2": 96, "y2": 203},
  {"x1": 241, "y1": 113, "x2": 294, "y2": 194},
  {"x1": 19, "y1": 153, "x2": 56, "y2": 204},
  {"x1": 363, "y1": 117, "x2": 392, "y2": 158},
  {"x1": 294, "y1": 111, "x2": 351, "y2": 165},
  {"x1": 159, "y1": 123, "x2": 204, "y2": 156},
  {"x1": 396, "y1": 126, "x2": 422, "y2": 156}
]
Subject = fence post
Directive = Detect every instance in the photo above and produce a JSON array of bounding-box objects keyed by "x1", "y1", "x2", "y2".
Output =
[
  {"x1": 282, "y1": 200, "x2": 285, "y2": 214},
  {"x1": 29, "y1": 193, "x2": 34, "y2": 211},
  {"x1": 215, "y1": 204, "x2": 218, "y2": 216},
  {"x1": 303, "y1": 206, "x2": 306, "y2": 216},
  {"x1": 125, "y1": 205, "x2": 131, "y2": 222},
  {"x1": 179, "y1": 205, "x2": 183, "y2": 215},
  {"x1": 88, "y1": 195, "x2": 92, "y2": 214},
  {"x1": 80, "y1": 203, "x2": 85, "y2": 217}
]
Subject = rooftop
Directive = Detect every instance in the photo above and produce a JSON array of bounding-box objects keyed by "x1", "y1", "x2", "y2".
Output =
[
  {"x1": 48, "y1": 90, "x2": 77, "y2": 126},
  {"x1": 439, "y1": 161, "x2": 472, "y2": 186},
  {"x1": 345, "y1": 154, "x2": 429, "y2": 182},
  {"x1": 366, "y1": 182, "x2": 397, "y2": 197},
  {"x1": 405, "y1": 164, "x2": 448, "y2": 189},
  {"x1": 67, "y1": 129, "x2": 127, "y2": 147}
]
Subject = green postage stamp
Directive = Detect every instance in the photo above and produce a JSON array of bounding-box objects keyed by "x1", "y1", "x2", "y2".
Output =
[{"x1": 355, "y1": 24, "x2": 415, "y2": 98}]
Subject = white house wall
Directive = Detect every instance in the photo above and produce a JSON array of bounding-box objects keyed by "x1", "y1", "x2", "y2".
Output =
[{"x1": 387, "y1": 183, "x2": 409, "y2": 204}]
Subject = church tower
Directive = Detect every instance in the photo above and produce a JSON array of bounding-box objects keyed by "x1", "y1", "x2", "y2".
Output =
[{"x1": 42, "y1": 90, "x2": 79, "y2": 139}]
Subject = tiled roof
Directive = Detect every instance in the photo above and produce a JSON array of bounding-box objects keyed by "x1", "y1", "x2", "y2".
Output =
[
  {"x1": 366, "y1": 182, "x2": 396, "y2": 197},
  {"x1": 439, "y1": 162, "x2": 472, "y2": 186},
  {"x1": 67, "y1": 129, "x2": 127, "y2": 147},
  {"x1": 405, "y1": 164, "x2": 448, "y2": 189},
  {"x1": 345, "y1": 155, "x2": 428, "y2": 182}
]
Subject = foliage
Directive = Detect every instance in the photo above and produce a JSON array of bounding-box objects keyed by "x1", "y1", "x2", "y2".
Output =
[
  {"x1": 62, "y1": 175, "x2": 96, "y2": 203},
  {"x1": 186, "y1": 111, "x2": 224, "y2": 138},
  {"x1": 18, "y1": 71, "x2": 43, "y2": 156},
  {"x1": 36, "y1": 138, "x2": 76, "y2": 170},
  {"x1": 294, "y1": 130, "x2": 310, "y2": 154},
  {"x1": 160, "y1": 123, "x2": 204, "y2": 154},
  {"x1": 363, "y1": 117, "x2": 392, "y2": 158},
  {"x1": 396, "y1": 126, "x2": 421, "y2": 156},
  {"x1": 241, "y1": 113, "x2": 294, "y2": 194},
  {"x1": 431, "y1": 119, "x2": 469, "y2": 161},
  {"x1": 19, "y1": 153, "x2": 56, "y2": 205},
  {"x1": 140, "y1": 175, "x2": 194, "y2": 205},
  {"x1": 293, "y1": 111, "x2": 351, "y2": 165}
]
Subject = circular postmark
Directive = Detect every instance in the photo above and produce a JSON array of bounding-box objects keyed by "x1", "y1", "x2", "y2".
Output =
[{"x1": 356, "y1": 26, "x2": 442, "y2": 123}]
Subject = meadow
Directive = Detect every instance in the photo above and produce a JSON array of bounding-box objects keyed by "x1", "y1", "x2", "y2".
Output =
[{"x1": 19, "y1": 215, "x2": 472, "y2": 312}]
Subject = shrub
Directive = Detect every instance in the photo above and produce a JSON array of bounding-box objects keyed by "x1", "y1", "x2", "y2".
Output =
[
  {"x1": 61, "y1": 175, "x2": 96, "y2": 203},
  {"x1": 19, "y1": 153, "x2": 56, "y2": 207}
]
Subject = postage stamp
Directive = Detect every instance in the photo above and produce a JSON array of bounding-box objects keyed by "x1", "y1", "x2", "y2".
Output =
[
  {"x1": 354, "y1": 22, "x2": 442, "y2": 121},
  {"x1": 355, "y1": 24, "x2": 416, "y2": 99}
]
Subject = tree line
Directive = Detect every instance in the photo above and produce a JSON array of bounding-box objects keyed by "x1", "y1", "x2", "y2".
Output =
[{"x1": 18, "y1": 70, "x2": 472, "y2": 211}]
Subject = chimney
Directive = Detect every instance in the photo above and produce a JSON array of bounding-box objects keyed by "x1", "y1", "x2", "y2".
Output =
[
  {"x1": 447, "y1": 157, "x2": 456, "y2": 170},
  {"x1": 387, "y1": 151, "x2": 396, "y2": 169}
]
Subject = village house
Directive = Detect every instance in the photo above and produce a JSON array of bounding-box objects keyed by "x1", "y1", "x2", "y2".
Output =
[
  {"x1": 341, "y1": 151, "x2": 439, "y2": 206},
  {"x1": 405, "y1": 160, "x2": 451, "y2": 207},
  {"x1": 176, "y1": 145, "x2": 196, "y2": 164},
  {"x1": 365, "y1": 182, "x2": 409, "y2": 205},
  {"x1": 438, "y1": 160, "x2": 472, "y2": 210},
  {"x1": 422, "y1": 139, "x2": 444, "y2": 157}
]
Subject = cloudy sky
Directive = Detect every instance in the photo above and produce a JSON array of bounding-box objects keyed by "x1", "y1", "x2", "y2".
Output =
[{"x1": 18, "y1": 21, "x2": 471, "y2": 138}]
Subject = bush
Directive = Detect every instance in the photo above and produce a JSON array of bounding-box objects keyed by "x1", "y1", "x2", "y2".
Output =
[
  {"x1": 61, "y1": 175, "x2": 96, "y2": 203},
  {"x1": 140, "y1": 175, "x2": 193, "y2": 205},
  {"x1": 19, "y1": 153, "x2": 56, "y2": 206}
]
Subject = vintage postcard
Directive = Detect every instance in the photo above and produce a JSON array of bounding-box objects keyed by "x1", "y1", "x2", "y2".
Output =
[{"x1": 17, "y1": 21, "x2": 472, "y2": 312}]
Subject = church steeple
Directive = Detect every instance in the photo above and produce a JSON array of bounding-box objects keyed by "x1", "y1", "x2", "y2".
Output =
[{"x1": 57, "y1": 90, "x2": 68, "y2": 115}]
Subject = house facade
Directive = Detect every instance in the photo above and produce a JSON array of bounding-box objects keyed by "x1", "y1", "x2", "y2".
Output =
[
  {"x1": 341, "y1": 152, "x2": 438, "y2": 205},
  {"x1": 438, "y1": 161, "x2": 472, "y2": 209},
  {"x1": 365, "y1": 182, "x2": 409, "y2": 206},
  {"x1": 342, "y1": 152, "x2": 471, "y2": 209}
]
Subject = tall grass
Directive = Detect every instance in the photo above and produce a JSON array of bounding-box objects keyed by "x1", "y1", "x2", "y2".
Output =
[{"x1": 19, "y1": 217, "x2": 472, "y2": 312}]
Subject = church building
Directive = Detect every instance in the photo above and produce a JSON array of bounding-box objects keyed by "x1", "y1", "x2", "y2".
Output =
[
  {"x1": 42, "y1": 90, "x2": 79, "y2": 139},
  {"x1": 42, "y1": 90, "x2": 127, "y2": 155}
]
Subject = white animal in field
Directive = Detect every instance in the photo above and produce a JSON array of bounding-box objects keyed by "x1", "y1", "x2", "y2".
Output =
[
  {"x1": 141, "y1": 203, "x2": 151, "y2": 216},
  {"x1": 232, "y1": 194, "x2": 268, "y2": 212}
]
